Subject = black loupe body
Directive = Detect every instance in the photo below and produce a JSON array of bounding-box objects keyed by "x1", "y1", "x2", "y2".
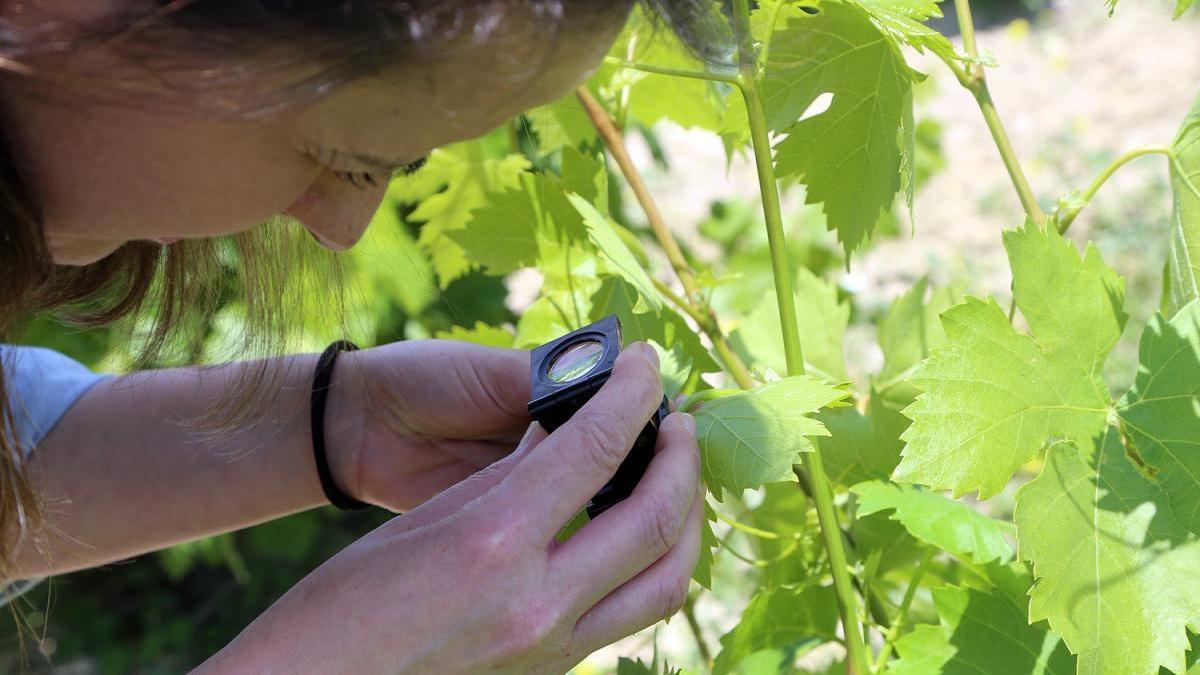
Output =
[{"x1": 527, "y1": 314, "x2": 669, "y2": 518}]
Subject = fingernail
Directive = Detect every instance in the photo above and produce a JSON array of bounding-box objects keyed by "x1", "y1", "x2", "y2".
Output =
[{"x1": 680, "y1": 412, "x2": 696, "y2": 435}]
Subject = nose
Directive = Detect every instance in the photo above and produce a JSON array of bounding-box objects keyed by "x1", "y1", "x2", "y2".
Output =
[{"x1": 284, "y1": 172, "x2": 388, "y2": 251}]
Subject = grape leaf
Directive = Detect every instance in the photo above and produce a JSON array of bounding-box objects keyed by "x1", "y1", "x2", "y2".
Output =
[
  {"x1": 696, "y1": 377, "x2": 848, "y2": 500},
  {"x1": 1005, "y1": 223, "x2": 1127, "y2": 383},
  {"x1": 713, "y1": 585, "x2": 840, "y2": 675},
  {"x1": 732, "y1": 267, "x2": 849, "y2": 383},
  {"x1": 449, "y1": 172, "x2": 588, "y2": 278},
  {"x1": 648, "y1": 339, "x2": 691, "y2": 400},
  {"x1": 568, "y1": 194, "x2": 662, "y2": 313},
  {"x1": 887, "y1": 580, "x2": 1074, "y2": 675},
  {"x1": 876, "y1": 277, "x2": 958, "y2": 406},
  {"x1": 851, "y1": 480, "x2": 1015, "y2": 564},
  {"x1": 1015, "y1": 433, "x2": 1200, "y2": 675},
  {"x1": 526, "y1": 93, "x2": 598, "y2": 150},
  {"x1": 818, "y1": 395, "x2": 906, "y2": 487},
  {"x1": 1167, "y1": 94, "x2": 1200, "y2": 316},
  {"x1": 850, "y1": 0, "x2": 959, "y2": 62},
  {"x1": 764, "y1": 1, "x2": 915, "y2": 254},
  {"x1": 1116, "y1": 303, "x2": 1200, "y2": 533},
  {"x1": 896, "y1": 225, "x2": 1119, "y2": 498},
  {"x1": 350, "y1": 199, "x2": 437, "y2": 317},
  {"x1": 749, "y1": 481, "x2": 817, "y2": 589},
  {"x1": 694, "y1": 501, "x2": 718, "y2": 589},
  {"x1": 392, "y1": 144, "x2": 529, "y2": 287},
  {"x1": 434, "y1": 322, "x2": 515, "y2": 348},
  {"x1": 617, "y1": 7, "x2": 727, "y2": 132},
  {"x1": 590, "y1": 277, "x2": 721, "y2": 374}
]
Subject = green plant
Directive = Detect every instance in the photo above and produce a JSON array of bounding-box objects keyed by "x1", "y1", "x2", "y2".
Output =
[
  {"x1": 410, "y1": 0, "x2": 1200, "y2": 673},
  {"x1": 12, "y1": 0, "x2": 1200, "y2": 673}
]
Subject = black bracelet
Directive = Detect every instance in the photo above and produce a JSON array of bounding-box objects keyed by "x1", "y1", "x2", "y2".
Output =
[{"x1": 311, "y1": 340, "x2": 370, "y2": 511}]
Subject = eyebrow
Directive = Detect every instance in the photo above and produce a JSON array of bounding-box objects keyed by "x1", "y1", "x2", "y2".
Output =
[{"x1": 346, "y1": 151, "x2": 428, "y2": 176}]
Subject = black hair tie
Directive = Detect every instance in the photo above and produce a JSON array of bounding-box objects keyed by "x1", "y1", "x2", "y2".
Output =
[{"x1": 311, "y1": 340, "x2": 370, "y2": 511}]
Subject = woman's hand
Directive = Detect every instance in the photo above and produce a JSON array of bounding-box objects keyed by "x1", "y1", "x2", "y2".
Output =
[
  {"x1": 327, "y1": 340, "x2": 532, "y2": 511},
  {"x1": 197, "y1": 344, "x2": 704, "y2": 675}
]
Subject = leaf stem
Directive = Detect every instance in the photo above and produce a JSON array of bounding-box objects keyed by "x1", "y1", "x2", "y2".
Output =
[
  {"x1": 681, "y1": 594, "x2": 714, "y2": 667},
  {"x1": 602, "y1": 56, "x2": 739, "y2": 85},
  {"x1": 713, "y1": 509, "x2": 799, "y2": 540},
  {"x1": 731, "y1": 2, "x2": 870, "y2": 673},
  {"x1": 576, "y1": 86, "x2": 757, "y2": 390},
  {"x1": 941, "y1": 0, "x2": 1046, "y2": 227},
  {"x1": 1055, "y1": 145, "x2": 1173, "y2": 233},
  {"x1": 872, "y1": 548, "x2": 934, "y2": 671}
]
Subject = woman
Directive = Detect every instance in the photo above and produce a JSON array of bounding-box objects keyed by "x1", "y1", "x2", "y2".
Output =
[{"x1": 0, "y1": 1, "x2": 715, "y2": 672}]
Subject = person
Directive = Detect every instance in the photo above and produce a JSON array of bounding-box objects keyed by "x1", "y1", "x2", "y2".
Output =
[{"x1": 0, "y1": 1, "x2": 720, "y2": 672}]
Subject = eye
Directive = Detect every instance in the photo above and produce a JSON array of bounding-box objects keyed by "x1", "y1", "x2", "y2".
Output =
[{"x1": 337, "y1": 171, "x2": 380, "y2": 188}]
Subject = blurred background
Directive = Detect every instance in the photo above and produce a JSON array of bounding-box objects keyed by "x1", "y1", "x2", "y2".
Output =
[{"x1": 4, "y1": 0, "x2": 1198, "y2": 671}]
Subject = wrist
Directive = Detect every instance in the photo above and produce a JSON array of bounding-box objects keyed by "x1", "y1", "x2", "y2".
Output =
[{"x1": 321, "y1": 348, "x2": 370, "y2": 506}]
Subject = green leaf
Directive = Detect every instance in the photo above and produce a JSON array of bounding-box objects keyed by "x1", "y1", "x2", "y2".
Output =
[
  {"x1": 1005, "y1": 223, "x2": 1127, "y2": 382},
  {"x1": 896, "y1": 224, "x2": 1120, "y2": 498},
  {"x1": 764, "y1": 1, "x2": 915, "y2": 254},
  {"x1": 895, "y1": 296, "x2": 1110, "y2": 498},
  {"x1": 732, "y1": 267, "x2": 849, "y2": 383},
  {"x1": 393, "y1": 144, "x2": 529, "y2": 287},
  {"x1": 434, "y1": 322, "x2": 515, "y2": 348},
  {"x1": 649, "y1": 340, "x2": 692, "y2": 400},
  {"x1": 818, "y1": 395, "x2": 906, "y2": 487},
  {"x1": 526, "y1": 93, "x2": 598, "y2": 150},
  {"x1": 568, "y1": 193, "x2": 662, "y2": 313},
  {"x1": 850, "y1": 0, "x2": 959, "y2": 62},
  {"x1": 590, "y1": 277, "x2": 721, "y2": 374},
  {"x1": 1176, "y1": 0, "x2": 1196, "y2": 18},
  {"x1": 1116, "y1": 301, "x2": 1200, "y2": 532},
  {"x1": 713, "y1": 585, "x2": 840, "y2": 675},
  {"x1": 696, "y1": 377, "x2": 848, "y2": 499},
  {"x1": 450, "y1": 172, "x2": 588, "y2": 278},
  {"x1": 1015, "y1": 433, "x2": 1200, "y2": 675},
  {"x1": 876, "y1": 277, "x2": 953, "y2": 381},
  {"x1": 617, "y1": 8, "x2": 727, "y2": 132},
  {"x1": 750, "y1": 481, "x2": 815, "y2": 588},
  {"x1": 1167, "y1": 94, "x2": 1200, "y2": 316},
  {"x1": 887, "y1": 582, "x2": 1074, "y2": 675},
  {"x1": 851, "y1": 480, "x2": 1014, "y2": 564}
]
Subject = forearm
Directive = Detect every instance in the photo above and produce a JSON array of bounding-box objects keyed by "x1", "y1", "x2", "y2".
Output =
[{"x1": 9, "y1": 352, "x2": 361, "y2": 578}]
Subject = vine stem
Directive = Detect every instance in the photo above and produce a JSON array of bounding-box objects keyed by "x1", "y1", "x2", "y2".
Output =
[
  {"x1": 575, "y1": 86, "x2": 758, "y2": 390},
  {"x1": 1056, "y1": 145, "x2": 1173, "y2": 233},
  {"x1": 872, "y1": 548, "x2": 934, "y2": 671},
  {"x1": 730, "y1": 2, "x2": 870, "y2": 674},
  {"x1": 602, "y1": 57, "x2": 739, "y2": 85},
  {"x1": 942, "y1": 0, "x2": 1047, "y2": 227}
]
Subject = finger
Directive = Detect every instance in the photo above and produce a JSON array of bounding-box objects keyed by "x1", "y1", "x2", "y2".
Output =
[
  {"x1": 390, "y1": 423, "x2": 548, "y2": 533},
  {"x1": 550, "y1": 412, "x2": 700, "y2": 607},
  {"x1": 454, "y1": 345, "x2": 533, "y2": 436},
  {"x1": 496, "y1": 343, "x2": 664, "y2": 536},
  {"x1": 568, "y1": 486, "x2": 703, "y2": 655}
]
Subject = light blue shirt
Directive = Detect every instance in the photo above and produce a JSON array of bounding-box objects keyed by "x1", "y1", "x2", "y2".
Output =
[{"x1": 2, "y1": 345, "x2": 111, "y2": 454}]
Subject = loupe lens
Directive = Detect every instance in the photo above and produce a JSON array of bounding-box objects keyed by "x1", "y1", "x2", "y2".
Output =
[{"x1": 547, "y1": 340, "x2": 605, "y2": 384}]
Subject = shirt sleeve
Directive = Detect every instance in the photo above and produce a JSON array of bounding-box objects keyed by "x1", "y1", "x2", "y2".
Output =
[{"x1": 2, "y1": 345, "x2": 112, "y2": 455}]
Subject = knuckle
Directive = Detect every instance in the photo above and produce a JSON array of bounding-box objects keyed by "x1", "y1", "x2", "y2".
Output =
[
  {"x1": 498, "y1": 600, "x2": 564, "y2": 656},
  {"x1": 643, "y1": 493, "x2": 685, "y2": 557},
  {"x1": 462, "y1": 516, "x2": 525, "y2": 563},
  {"x1": 571, "y1": 412, "x2": 628, "y2": 475}
]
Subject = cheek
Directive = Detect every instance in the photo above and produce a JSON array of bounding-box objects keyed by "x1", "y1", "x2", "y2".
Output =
[{"x1": 284, "y1": 172, "x2": 388, "y2": 250}]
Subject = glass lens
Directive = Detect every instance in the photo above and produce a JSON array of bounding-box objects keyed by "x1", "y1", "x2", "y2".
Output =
[{"x1": 548, "y1": 340, "x2": 605, "y2": 384}]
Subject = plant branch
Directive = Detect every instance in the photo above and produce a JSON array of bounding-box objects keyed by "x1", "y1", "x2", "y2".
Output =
[
  {"x1": 577, "y1": 86, "x2": 758, "y2": 390},
  {"x1": 1056, "y1": 145, "x2": 1173, "y2": 233},
  {"x1": 873, "y1": 548, "x2": 934, "y2": 671},
  {"x1": 940, "y1": 0, "x2": 1047, "y2": 227},
  {"x1": 681, "y1": 594, "x2": 714, "y2": 667},
  {"x1": 679, "y1": 388, "x2": 740, "y2": 414},
  {"x1": 731, "y1": 2, "x2": 870, "y2": 673},
  {"x1": 602, "y1": 56, "x2": 739, "y2": 85}
]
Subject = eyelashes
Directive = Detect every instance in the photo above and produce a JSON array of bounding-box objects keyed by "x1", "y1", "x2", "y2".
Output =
[
  {"x1": 336, "y1": 156, "x2": 428, "y2": 188},
  {"x1": 337, "y1": 171, "x2": 381, "y2": 188}
]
